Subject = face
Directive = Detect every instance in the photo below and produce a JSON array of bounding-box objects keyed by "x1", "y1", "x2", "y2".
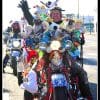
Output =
[
  {"x1": 75, "y1": 22, "x2": 82, "y2": 29},
  {"x1": 50, "y1": 10, "x2": 62, "y2": 22},
  {"x1": 12, "y1": 22, "x2": 20, "y2": 33},
  {"x1": 51, "y1": 51, "x2": 62, "y2": 66},
  {"x1": 42, "y1": 22, "x2": 49, "y2": 31}
]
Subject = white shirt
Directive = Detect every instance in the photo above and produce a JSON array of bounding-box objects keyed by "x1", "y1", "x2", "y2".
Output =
[{"x1": 20, "y1": 70, "x2": 38, "y2": 94}]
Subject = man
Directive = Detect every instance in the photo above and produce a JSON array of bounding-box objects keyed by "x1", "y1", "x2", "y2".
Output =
[
  {"x1": 3, "y1": 21, "x2": 22, "y2": 74},
  {"x1": 42, "y1": 7, "x2": 92, "y2": 100},
  {"x1": 48, "y1": 7, "x2": 66, "y2": 30}
]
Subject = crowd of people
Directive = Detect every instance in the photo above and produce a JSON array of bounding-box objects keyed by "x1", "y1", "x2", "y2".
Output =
[{"x1": 3, "y1": 0, "x2": 93, "y2": 100}]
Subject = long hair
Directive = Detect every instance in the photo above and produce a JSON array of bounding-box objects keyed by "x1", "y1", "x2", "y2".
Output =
[
  {"x1": 11, "y1": 21, "x2": 21, "y2": 33},
  {"x1": 49, "y1": 50, "x2": 62, "y2": 60}
]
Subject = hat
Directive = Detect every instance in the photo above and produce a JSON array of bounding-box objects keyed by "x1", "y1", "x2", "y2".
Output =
[
  {"x1": 51, "y1": 7, "x2": 65, "y2": 11},
  {"x1": 27, "y1": 49, "x2": 38, "y2": 63}
]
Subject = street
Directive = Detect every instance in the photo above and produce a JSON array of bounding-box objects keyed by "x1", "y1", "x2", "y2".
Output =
[
  {"x1": 2, "y1": 32, "x2": 97, "y2": 100},
  {"x1": 83, "y1": 33, "x2": 97, "y2": 100}
]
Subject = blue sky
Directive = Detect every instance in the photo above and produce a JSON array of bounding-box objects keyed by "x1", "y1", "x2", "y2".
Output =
[{"x1": 2, "y1": 0, "x2": 97, "y2": 30}]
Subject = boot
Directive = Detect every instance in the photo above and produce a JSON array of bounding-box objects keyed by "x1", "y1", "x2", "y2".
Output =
[{"x1": 79, "y1": 83, "x2": 93, "y2": 100}]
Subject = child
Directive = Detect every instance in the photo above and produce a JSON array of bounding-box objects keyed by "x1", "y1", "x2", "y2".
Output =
[{"x1": 20, "y1": 48, "x2": 39, "y2": 100}]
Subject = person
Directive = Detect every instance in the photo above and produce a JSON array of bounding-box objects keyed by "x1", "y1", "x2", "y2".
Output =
[
  {"x1": 49, "y1": 7, "x2": 66, "y2": 29},
  {"x1": 74, "y1": 19, "x2": 85, "y2": 46},
  {"x1": 11, "y1": 21, "x2": 22, "y2": 38},
  {"x1": 40, "y1": 21, "x2": 51, "y2": 44},
  {"x1": 20, "y1": 48, "x2": 39, "y2": 100},
  {"x1": 39, "y1": 32, "x2": 93, "y2": 99},
  {"x1": 41, "y1": 9, "x2": 92, "y2": 98},
  {"x1": 65, "y1": 18, "x2": 86, "y2": 62},
  {"x1": 3, "y1": 21, "x2": 22, "y2": 73},
  {"x1": 17, "y1": 50, "x2": 25, "y2": 86},
  {"x1": 18, "y1": 1, "x2": 92, "y2": 99},
  {"x1": 20, "y1": 64, "x2": 38, "y2": 100},
  {"x1": 65, "y1": 19, "x2": 81, "y2": 60}
]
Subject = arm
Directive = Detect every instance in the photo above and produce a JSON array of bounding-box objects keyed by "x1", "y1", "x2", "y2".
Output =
[
  {"x1": 20, "y1": 70, "x2": 38, "y2": 94},
  {"x1": 18, "y1": 0, "x2": 34, "y2": 26}
]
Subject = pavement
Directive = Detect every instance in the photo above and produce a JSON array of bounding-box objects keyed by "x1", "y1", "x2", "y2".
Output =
[
  {"x1": 83, "y1": 32, "x2": 97, "y2": 100},
  {"x1": 2, "y1": 32, "x2": 98, "y2": 100},
  {"x1": 83, "y1": 32, "x2": 97, "y2": 83}
]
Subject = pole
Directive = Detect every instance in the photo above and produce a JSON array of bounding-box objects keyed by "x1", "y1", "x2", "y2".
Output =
[
  {"x1": 77, "y1": 0, "x2": 79, "y2": 19},
  {"x1": 89, "y1": 16, "x2": 91, "y2": 35},
  {"x1": 80, "y1": 41, "x2": 83, "y2": 68}
]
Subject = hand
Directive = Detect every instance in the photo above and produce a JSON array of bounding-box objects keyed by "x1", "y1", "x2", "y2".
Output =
[
  {"x1": 20, "y1": 84, "x2": 25, "y2": 89},
  {"x1": 81, "y1": 38, "x2": 85, "y2": 45},
  {"x1": 18, "y1": 0, "x2": 30, "y2": 11}
]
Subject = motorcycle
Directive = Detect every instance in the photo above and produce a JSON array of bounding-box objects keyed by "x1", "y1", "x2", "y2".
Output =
[
  {"x1": 4, "y1": 38, "x2": 22, "y2": 76},
  {"x1": 35, "y1": 37, "x2": 84, "y2": 100}
]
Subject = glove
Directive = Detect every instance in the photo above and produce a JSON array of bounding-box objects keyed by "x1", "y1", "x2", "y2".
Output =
[
  {"x1": 80, "y1": 38, "x2": 85, "y2": 45},
  {"x1": 18, "y1": 0, "x2": 29, "y2": 12},
  {"x1": 18, "y1": 0, "x2": 34, "y2": 25}
]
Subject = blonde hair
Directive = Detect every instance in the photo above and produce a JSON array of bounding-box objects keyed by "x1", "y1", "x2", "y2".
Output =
[
  {"x1": 42, "y1": 21, "x2": 49, "y2": 32},
  {"x1": 75, "y1": 19, "x2": 83, "y2": 24}
]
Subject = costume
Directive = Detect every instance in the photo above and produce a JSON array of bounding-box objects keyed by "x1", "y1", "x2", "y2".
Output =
[
  {"x1": 18, "y1": 1, "x2": 92, "y2": 98},
  {"x1": 20, "y1": 48, "x2": 39, "y2": 100}
]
